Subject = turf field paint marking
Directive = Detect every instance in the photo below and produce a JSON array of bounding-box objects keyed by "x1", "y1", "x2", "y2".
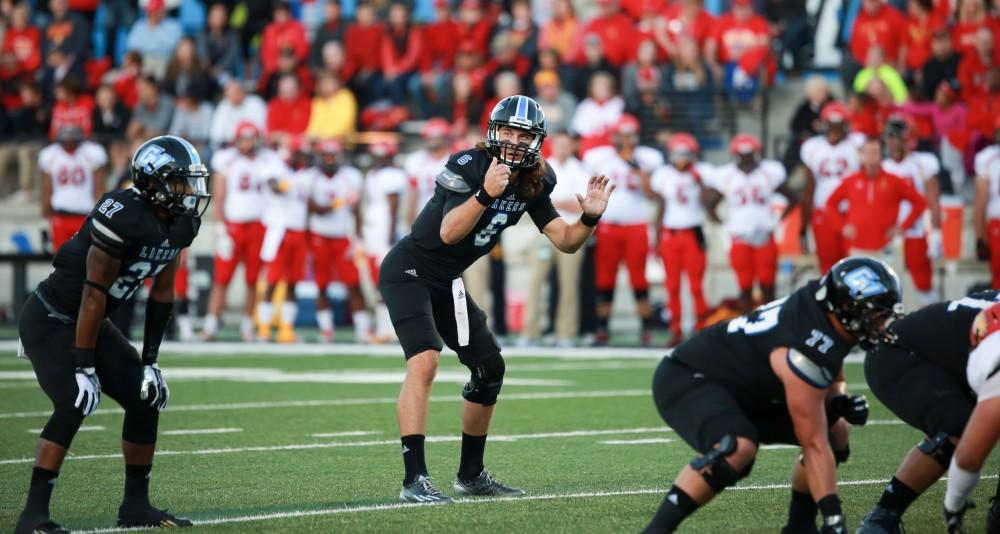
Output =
[
  {"x1": 865, "y1": 419, "x2": 905, "y2": 426},
  {"x1": 759, "y1": 444, "x2": 799, "y2": 450},
  {"x1": 161, "y1": 428, "x2": 242, "y2": 436},
  {"x1": 78, "y1": 474, "x2": 999, "y2": 533},
  {"x1": 0, "y1": 389, "x2": 649, "y2": 420},
  {"x1": 310, "y1": 430, "x2": 383, "y2": 438},
  {"x1": 600, "y1": 438, "x2": 674, "y2": 445},
  {"x1": 26, "y1": 425, "x2": 104, "y2": 434}
]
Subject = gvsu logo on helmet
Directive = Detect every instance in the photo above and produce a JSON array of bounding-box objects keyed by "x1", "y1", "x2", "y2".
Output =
[
  {"x1": 843, "y1": 267, "x2": 890, "y2": 298},
  {"x1": 135, "y1": 144, "x2": 174, "y2": 174}
]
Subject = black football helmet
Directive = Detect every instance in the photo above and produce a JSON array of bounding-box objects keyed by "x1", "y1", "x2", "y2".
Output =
[
  {"x1": 485, "y1": 95, "x2": 547, "y2": 169},
  {"x1": 131, "y1": 135, "x2": 211, "y2": 217},
  {"x1": 816, "y1": 256, "x2": 903, "y2": 348}
]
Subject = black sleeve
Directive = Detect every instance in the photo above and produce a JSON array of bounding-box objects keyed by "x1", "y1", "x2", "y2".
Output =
[
  {"x1": 528, "y1": 194, "x2": 560, "y2": 232},
  {"x1": 89, "y1": 193, "x2": 138, "y2": 258},
  {"x1": 437, "y1": 150, "x2": 487, "y2": 215},
  {"x1": 141, "y1": 299, "x2": 173, "y2": 365}
]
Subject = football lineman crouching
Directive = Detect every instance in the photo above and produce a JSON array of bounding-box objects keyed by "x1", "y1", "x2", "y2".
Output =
[
  {"x1": 646, "y1": 257, "x2": 901, "y2": 533},
  {"x1": 15, "y1": 136, "x2": 210, "y2": 533}
]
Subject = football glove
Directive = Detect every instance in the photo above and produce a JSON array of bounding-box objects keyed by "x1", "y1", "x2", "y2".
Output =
[
  {"x1": 139, "y1": 364, "x2": 169, "y2": 411},
  {"x1": 820, "y1": 513, "x2": 847, "y2": 534},
  {"x1": 945, "y1": 500, "x2": 975, "y2": 533},
  {"x1": 74, "y1": 367, "x2": 101, "y2": 416},
  {"x1": 827, "y1": 394, "x2": 869, "y2": 426}
]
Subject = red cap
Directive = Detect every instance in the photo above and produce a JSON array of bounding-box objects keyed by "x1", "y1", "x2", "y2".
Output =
[
  {"x1": 612, "y1": 114, "x2": 640, "y2": 135},
  {"x1": 235, "y1": 121, "x2": 260, "y2": 140},
  {"x1": 820, "y1": 102, "x2": 851, "y2": 124},
  {"x1": 422, "y1": 118, "x2": 451, "y2": 139},
  {"x1": 729, "y1": 133, "x2": 761, "y2": 155},
  {"x1": 316, "y1": 138, "x2": 343, "y2": 154},
  {"x1": 971, "y1": 302, "x2": 1000, "y2": 348},
  {"x1": 668, "y1": 132, "x2": 699, "y2": 154},
  {"x1": 146, "y1": 0, "x2": 165, "y2": 13},
  {"x1": 370, "y1": 140, "x2": 399, "y2": 157}
]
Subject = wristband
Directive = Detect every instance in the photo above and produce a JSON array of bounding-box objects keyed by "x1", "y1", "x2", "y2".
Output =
[
  {"x1": 73, "y1": 346, "x2": 96, "y2": 368},
  {"x1": 817, "y1": 494, "x2": 842, "y2": 517},
  {"x1": 474, "y1": 189, "x2": 494, "y2": 207},
  {"x1": 580, "y1": 213, "x2": 601, "y2": 227}
]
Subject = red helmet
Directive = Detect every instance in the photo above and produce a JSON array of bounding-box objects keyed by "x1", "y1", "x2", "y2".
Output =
[
  {"x1": 612, "y1": 114, "x2": 641, "y2": 135},
  {"x1": 729, "y1": 133, "x2": 761, "y2": 156},
  {"x1": 422, "y1": 118, "x2": 451, "y2": 140},
  {"x1": 971, "y1": 302, "x2": 1000, "y2": 349},
  {"x1": 235, "y1": 121, "x2": 261, "y2": 140},
  {"x1": 668, "y1": 132, "x2": 699, "y2": 155},
  {"x1": 369, "y1": 139, "x2": 399, "y2": 157},
  {"x1": 820, "y1": 102, "x2": 851, "y2": 124}
]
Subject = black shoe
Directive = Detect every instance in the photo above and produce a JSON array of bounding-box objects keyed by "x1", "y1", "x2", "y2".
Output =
[
  {"x1": 14, "y1": 514, "x2": 69, "y2": 534},
  {"x1": 988, "y1": 497, "x2": 1000, "y2": 534},
  {"x1": 856, "y1": 505, "x2": 904, "y2": 534},
  {"x1": 399, "y1": 475, "x2": 454, "y2": 504},
  {"x1": 781, "y1": 523, "x2": 819, "y2": 534},
  {"x1": 117, "y1": 504, "x2": 193, "y2": 528},
  {"x1": 454, "y1": 469, "x2": 525, "y2": 497}
]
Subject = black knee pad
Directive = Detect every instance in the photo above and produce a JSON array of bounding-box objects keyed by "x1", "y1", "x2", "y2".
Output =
[
  {"x1": 690, "y1": 435, "x2": 747, "y2": 493},
  {"x1": 462, "y1": 354, "x2": 505, "y2": 406},
  {"x1": 40, "y1": 409, "x2": 85, "y2": 448},
  {"x1": 122, "y1": 408, "x2": 160, "y2": 445},
  {"x1": 918, "y1": 432, "x2": 956, "y2": 468}
]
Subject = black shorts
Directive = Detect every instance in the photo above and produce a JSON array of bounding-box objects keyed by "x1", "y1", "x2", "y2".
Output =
[
  {"x1": 378, "y1": 245, "x2": 500, "y2": 366},
  {"x1": 865, "y1": 344, "x2": 974, "y2": 437},
  {"x1": 18, "y1": 292, "x2": 151, "y2": 414},
  {"x1": 652, "y1": 356, "x2": 798, "y2": 452}
]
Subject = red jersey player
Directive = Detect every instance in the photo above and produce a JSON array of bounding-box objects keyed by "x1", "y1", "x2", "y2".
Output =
[
  {"x1": 650, "y1": 133, "x2": 712, "y2": 347},
  {"x1": 704, "y1": 134, "x2": 797, "y2": 311},
  {"x1": 39, "y1": 125, "x2": 108, "y2": 250}
]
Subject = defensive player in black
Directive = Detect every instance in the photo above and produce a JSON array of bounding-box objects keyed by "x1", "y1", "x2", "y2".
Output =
[
  {"x1": 14, "y1": 136, "x2": 210, "y2": 534},
  {"x1": 379, "y1": 95, "x2": 614, "y2": 503},
  {"x1": 646, "y1": 257, "x2": 903, "y2": 533},
  {"x1": 856, "y1": 290, "x2": 1000, "y2": 534}
]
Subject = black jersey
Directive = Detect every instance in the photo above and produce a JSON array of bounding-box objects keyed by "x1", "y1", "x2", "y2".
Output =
[
  {"x1": 885, "y1": 290, "x2": 1000, "y2": 376},
  {"x1": 37, "y1": 188, "x2": 200, "y2": 317},
  {"x1": 672, "y1": 280, "x2": 854, "y2": 405},
  {"x1": 399, "y1": 148, "x2": 560, "y2": 282}
]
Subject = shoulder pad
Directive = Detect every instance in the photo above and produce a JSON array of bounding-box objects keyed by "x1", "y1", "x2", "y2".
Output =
[
  {"x1": 436, "y1": 167, "x2": 472, "y2": 193},
  {"x1": 90, "y1": 190, "x2": 148, "y2": 253},
  {"x1": 786, "y1": 347, "x2": 835, "y2": 389}
]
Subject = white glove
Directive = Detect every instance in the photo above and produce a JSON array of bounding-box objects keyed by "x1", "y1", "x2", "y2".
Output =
[
  {"x1": 74, "y1": 367, "x2": 101, "y2": 416},
  {"x1": 139, "y1": 364, "x2": 170, "y2": 411},
  {"x1": 928, "y1": 229, "x2": 943, "y2": 260}
]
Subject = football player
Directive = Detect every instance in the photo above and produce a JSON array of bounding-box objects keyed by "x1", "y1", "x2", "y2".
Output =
[
  {"x1": 404, "y1": 118, "x2": 452, "y2": 226},
  {"x1": 646, "y1": 257, "x2": 900, "y2": 534},
  {"x1": 39, "y1": 125, "x2": 109, "y2": 250},
  {"x1": 799, "y1": 102, "x2": 860, "y2": 273},
  {"x1": 650, "y1": 133, "x2": 712, "y2": 347},
  {"x1": 15, "y1": 136, "x2": 210, "y2": 534},
  {"x1": 202, "y1": 122, "x2": 283, "y2": 341},
  {"x1": 881, "y1": 114, "x2": 942, "y2": 306},
  {"x1": 582, "y1": 114, "x2": 664, "y2": 346},
  {"x1": 379, "y1": 95, "x2": 613, "y2": 503},
  {"x1": 257, "y1": 137, "x2": 312, "y2": 343},
  {"x1": 308, "y1": 139, "x2": 368, "y2": 343},
  {"x1": 704, "y1": 134, "x2": 798, "y2": 312},
  {"x1": 856, "y1": 290, "x2": 1000, "y2": 533},
  {"x1": 943, "y1": 302, "x2": 1000, "y2": 534},
  {"x1": 973, "y1": 115, "x2": 1000, "y2": 287}
]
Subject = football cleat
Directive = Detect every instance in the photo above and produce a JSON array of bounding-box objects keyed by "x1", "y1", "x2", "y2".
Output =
[
  {"x1": 14, "y1": 515, "x2": 69, "y2": 534},
  {"x1": 454, "y1": 469, "x2": 525, "y2": 497},
  {"x1": 399, "y1": 475, "x2": 453, "y2": 504},
  {"x1": 256, "y1": 323, "x2": 272, "y2": 343},
  {"x1": 781, "y1": 524, "x2": 819, "y2": 534},
  {"x1": 117, "y1": 505, "x2": 192, "y2": 528},
  {"x1": 276, "y1": 324, "x2": 298, "y2": 344},
  {"x1": 855, "y1": 505, "x2": 903, "y2": 534},
  {"x1": 986, "y1": 497, "x2": 1000, "y2": 533}
]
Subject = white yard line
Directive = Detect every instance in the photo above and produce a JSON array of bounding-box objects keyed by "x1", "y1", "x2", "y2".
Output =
[
  {"x1": 161, "y1": 428, "x2": 242, "y2": 436},
  {"x1": 27, "y1": 425, "x2": 104, "y2": 434},
  {"x1": 310, "y1": 430, "x2": 382, "y2": 438},
  {"x1": 600, "y1": 438, "x2": 674, "y2": 445}
]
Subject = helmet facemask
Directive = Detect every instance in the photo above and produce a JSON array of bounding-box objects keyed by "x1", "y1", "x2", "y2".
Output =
[
  {"x1": 157, "y1": 165, "x2": 211, "y2": 217},
  {"x1": 486, "y1": 123, "x2": 543, "y2": 169}
]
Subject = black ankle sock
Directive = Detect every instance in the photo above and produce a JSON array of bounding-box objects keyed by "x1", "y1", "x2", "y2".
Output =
[
  {"x1": 23, "y1": 467, "x2": 58, "y2": 517},
  {"x1": 458, "y1": 433, "x2": 487, "y2": 480},
  {"x1": 401, "y1": 435, "x2": 428, "y2": 485},
  {"x1": 123, "y1": 464, "x2": 152, "y2": 507},
  {"x1": 645, "y1": 485, "x2": 698, "y2": 533},
  {"x1": 786, "y1": 490, "x2": 818, "y2": 526},
  {"x1": 878, "y1": 476, "x2": 919, "y2": 514}
]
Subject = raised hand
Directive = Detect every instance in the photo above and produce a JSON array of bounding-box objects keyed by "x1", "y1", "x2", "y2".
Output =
[{"x1": 576, "y1": 175, "x2": 616, "y2": 218}]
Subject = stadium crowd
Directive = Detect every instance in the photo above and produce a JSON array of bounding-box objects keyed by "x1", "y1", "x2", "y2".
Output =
[{"x1": 1, "y1": 0, "x2": 999, "y2": 347}]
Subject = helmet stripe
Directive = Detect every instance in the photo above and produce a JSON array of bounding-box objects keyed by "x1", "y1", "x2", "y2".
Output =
[{"x1": 515, "y1": 95, "x2": 528, "y2": 120}]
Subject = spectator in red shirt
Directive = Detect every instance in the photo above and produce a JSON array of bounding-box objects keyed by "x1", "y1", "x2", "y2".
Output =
[
  {"x1": 903, "y1": 0, "x2": 942, "y2": 81},
  {"x1": 260, "y1": 1, "x2": 309, "y2": 75},
  {"x1": 344, "y1": 2, "x2": 384, "y2": 106},
  {"x1": 966, "y1": 69, "x2": 1000, "y2": 143},
  {"x1": 826, "y1": 137, "x2": 926, "y2": 254},
  {"x1": 635, "y1": 0, "x2": 669, "y2": 60},
  {"x1": 259, "y1": 47, "x2": 314, "y2": 101},
  {"x1": 267, "y1": 74, "x2": 312, "y2": 144},
  {"x1": 952, "y1": 0, "x2": 994, "y2": 59},
  {"x1": 539, "y1": 0, "x2": 579, "y2": 63},
  {"x1": 705, "y1": 0, "x2": 773, "y2": 95},
  {"x1": 656, "y1": 0, "x2": 715, "y2": 56},
  {"x1": 49, "y1": 78, "x2": 94, "y2": 140},
  {"x1": 381, "y1": 2, "x2": 423, "y2": 104},
  {"x1": 848, "y1": 0, "x2": 906, "y2": 80},
  {"x1": 959, "y1": 27, "x2": 1000, "y2": 103},
  {"x1": 420, "y1": 0, "x2": 460, "y2": 75},
  {"x1": 485, "y1": 32, "x2": 532, "y2": 90},
  {"x1": 575, "y1": 0, "x2": 636, "y2": 67},
  {"x1": 112, "y1": 51, "x2": 142, "y2": 110},
  {"x1": 455, "y1": 0, "x2": 495, "y2": 57},
  {"x1": 3, "y1": 2, "x2": 41, "y2": 77}
]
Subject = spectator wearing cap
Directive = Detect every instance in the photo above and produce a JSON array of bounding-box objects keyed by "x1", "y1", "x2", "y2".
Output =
[
  {"x1": 49, "y1": 78, "x2": 93, "y2": 140},
  {"x1": 705, "y1": 0, "x2": 774, "y2": 99},
  {"x1": 0, "y1": 82, "x2": 48, "y2": 200},
  {"x1": 665, "y1": 36, "x2": 715, "y2": 141},
  {"x1": 164, "y1": 37, "x2": 219, "y2": 103},
  {"x1": 267, "y1": 74, "x2": 312, "y2": 142},
  {"x1": 311, "y1": 1, "x2": 347, "y2": 68},
  {"x1": 42, "y1": 0, "x2": 90, "y2": 58},
  {"x1": 846, "y1": 0, "x2": 906, "y2": 85},
  {"x1": 455, "y1": 0, "x2": 495, "y2": 57},
  {"x1": 763, "y1": 0, "x2": 810, "y2": 72},
  {"x1": 209, "y1": 79, "x2": 267, "y2": 148},
  {"x1": 626, "y1": 65, "x2": 671, "y2": 147},
  {"x1": 539, "y1": 0, "x2": 580, "y2": 64},
  {"x1": 344, "y1": 2, "x2": 385, "y2": 106},
  {"x1": 532, "y1": 70, "x2": 577, "y2": 134},
  {"x1": 958, "y1": 27, "x2": 1000, "y2": 103},
  {"x1": 501, "y1": 0, "x2": 539, "y2": 60},
  {"x1": 197, "y1": 3, "x2": 242, "y2": 80},
  {"x1": 655, "y1": 0, "x2": 716, "y2": 57},
  {"x1": 570, "y1": 34, "x2": 617, "y2": 99},
  {"x1": 3, "y1": 2, "x2": 41, "y2": 77},
  {"x1": 903, "y1": 0, "x2": 943, "y2": 86},
  {"x1": 261, "y1": 2, "x2": 309, "y2": 75},
  {"x1": 259, "y1": 47, "x2": 314, "y2": 101},
  {"x1": 574, "y1": 0, "x2": 636, "y2": 67},
  {"x1": 306, "y1": 70, "x2": 356, "y2": 142},
  {"x1": 623, "y1": 39, "x2": 666, "y2": 106},
  {"x1": 854, "y1": 45, "x2": 909, "y2": 104},
  {"x1": 381, "y1": 2, "x2": 424, "y2": 104},
  {"x1": 127, "y1": 75, "x2": 174, "y2": 139},
  {"x1": 168, "y1": 89, "x2": 214, "y2": 149},
  {"x1": 570, "y1": 71, "x2": 624, "y2": 154},
  {"x1": 921, "y1": 27, "x2": 961, "y2": 101},
  {"x1": 126, "y1": 0, "x2": 183, "y2": 80},
  {"x1": 952, "y1": 0, "x2": 994, "y2": 59}
]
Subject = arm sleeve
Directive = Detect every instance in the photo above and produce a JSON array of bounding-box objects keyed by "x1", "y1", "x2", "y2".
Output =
[{"x1": 141, "y1": 298, "x2": 172, "y2": 365}]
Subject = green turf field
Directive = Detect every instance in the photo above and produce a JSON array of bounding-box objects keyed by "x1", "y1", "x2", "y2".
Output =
[{"x1": 1, "y1": 346, "x2": 998, "y2": 533}]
